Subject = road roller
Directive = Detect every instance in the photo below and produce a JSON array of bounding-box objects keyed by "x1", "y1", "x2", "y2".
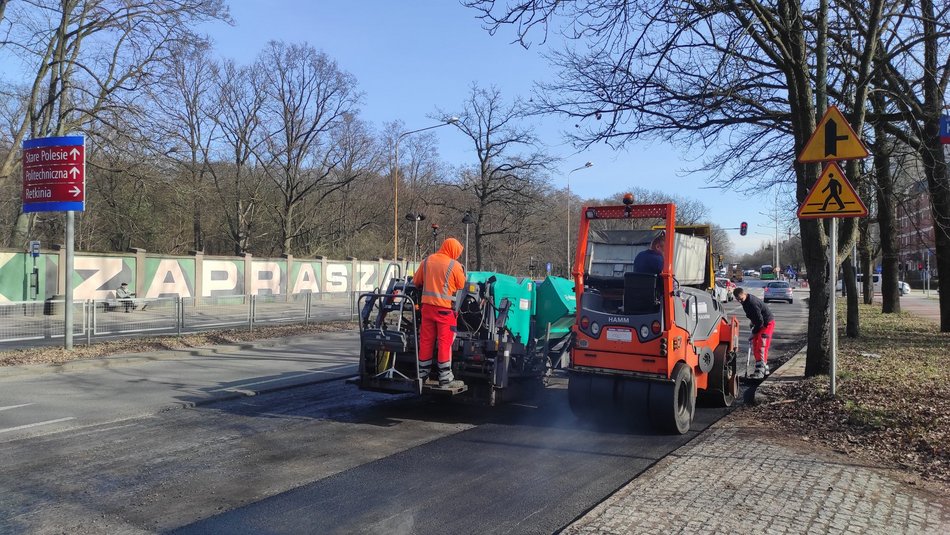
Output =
[
  {"x1": 353, "y1": 265, "x2": 576, "y2": 405},
  {"x1": 567, "y1": 196, "x2": 740, "y2": 433}
]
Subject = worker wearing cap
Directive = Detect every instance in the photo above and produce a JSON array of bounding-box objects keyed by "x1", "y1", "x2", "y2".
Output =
[
  {"x1": 733, "y1": 287, "x2": 775, "y2": 379},
  {"x1": 413, "y1": 237, "x2": 466, "y2": 388}
]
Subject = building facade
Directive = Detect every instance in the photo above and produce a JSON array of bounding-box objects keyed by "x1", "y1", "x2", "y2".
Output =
[{"x1": 897, "y1": 180, "x2": 936, "y2": 286}]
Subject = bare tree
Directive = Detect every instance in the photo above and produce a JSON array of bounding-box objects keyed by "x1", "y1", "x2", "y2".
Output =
[
  {"x1": 149, "y1": 40, "x2": 219, "y2": 252},
  {"x1": 256, "y1": 41, "x2": 362, "y2": 255},
  {"x1": 209, "y1": 59, "x2": 268, "y2": 255},
  {"x1": 441, "y1": 84, "x2": 555, "y2": 270},
  {"x1": 301, "y1": 114, "x2": 384, "y2": 256},
  {"x1": 872, "y1": 0, "x2": 950, "y2": 330},
  {"x1": 0, "y1": 0, "x2": 229, "y2": 246},
  {"x1": 381, "y1": 121, "x2": 448, "y2": 259}
]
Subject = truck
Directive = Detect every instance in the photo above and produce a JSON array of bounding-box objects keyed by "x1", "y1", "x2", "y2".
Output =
[
  {"x1": 567, "y1": 196, "x2": 740, "y2": 433},
  {"x1": 726, "y1": 263, "x2": 744, "y2": 283},
  {"x1": 352, "y1": 265, "x2": 576, "y2": 405}
]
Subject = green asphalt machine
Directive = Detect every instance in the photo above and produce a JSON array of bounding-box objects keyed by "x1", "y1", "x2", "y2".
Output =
[{"x1": 354, "y1": 265, "x2": 576, "y2": 405}]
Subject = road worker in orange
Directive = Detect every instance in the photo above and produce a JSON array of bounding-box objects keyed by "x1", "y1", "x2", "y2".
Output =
[{"x1": 413, "y1": 237, "x2": 466, "y2": 388}]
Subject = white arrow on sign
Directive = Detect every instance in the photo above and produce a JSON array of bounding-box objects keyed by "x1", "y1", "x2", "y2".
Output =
[
  {"x1": 68, "y1": 167, "x2": 80, "y2": 178},
  {"x1": 69, "y1": 148, "x2": 81, "y2": 159},
  {"x1": 69, "y1": 185, "x2": 81, "y2": 197}
]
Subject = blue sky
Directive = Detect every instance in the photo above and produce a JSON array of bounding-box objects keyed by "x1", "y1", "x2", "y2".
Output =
[{"x1": 205, "y1": 2, "x2": 787, "y2": 254}]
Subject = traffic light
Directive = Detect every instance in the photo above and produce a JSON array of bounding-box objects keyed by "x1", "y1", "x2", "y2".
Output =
[{"x1": 740, "y1": 221, "x2": 748, "y2": 236}]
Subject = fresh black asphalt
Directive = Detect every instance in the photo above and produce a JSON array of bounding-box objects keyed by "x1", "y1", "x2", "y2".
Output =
[{"x1": 172, "y1": 390, "x2": 729, "y2": 535}]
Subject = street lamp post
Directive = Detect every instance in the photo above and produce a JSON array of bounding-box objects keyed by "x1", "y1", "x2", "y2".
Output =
[
  {"x1": 393, "y1": 117, "x2": 459, "y2": 260},
  {"x1": 566, "y1": 162, "x2": 593, "y2": 274},
  {"x1": 462, "y1": 211, "x2": 476, "y2": 270},
  {"x1": 430, "y1": 223, "x2": 440, "y2": 253},
  {"x1": 405, "y1": 212, "x2": 426, "y2": 265}
]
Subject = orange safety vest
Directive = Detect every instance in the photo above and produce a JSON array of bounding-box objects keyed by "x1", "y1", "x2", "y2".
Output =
[{"x1": 413, "y1": 238, "x2": 466, "y2": 308}]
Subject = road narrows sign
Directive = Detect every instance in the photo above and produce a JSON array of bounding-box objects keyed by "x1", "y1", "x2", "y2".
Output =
[
  {"x1": 797, "y1": 162, "x2": 868, "y2": 219},
  {"x1": 22, "y1": 135, "x2": 86, "y2": 213},
  {"x1": 797, "y1": 106, "x2": 870, "y2": 163}
]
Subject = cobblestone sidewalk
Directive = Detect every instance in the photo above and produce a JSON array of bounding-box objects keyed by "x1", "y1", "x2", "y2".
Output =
[{"x1": 562, "y1": 416, "x2": 947, "y2": 535}]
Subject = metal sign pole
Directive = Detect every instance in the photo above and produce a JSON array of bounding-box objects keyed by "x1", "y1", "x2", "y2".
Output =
[
  {"x1": 830, "y1": 217, "x2": 837, "y2": 396},
  {"x1": 65, "y1": 210, "x2": 74, "y2": 349}
]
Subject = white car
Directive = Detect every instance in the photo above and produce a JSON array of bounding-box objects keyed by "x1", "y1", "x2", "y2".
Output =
[
  {"x1": 712, "y1": 284, "x2": 729, "y2": 303},
  {"x1": 835, "y1": 277, "x2": 912, "y2": 295}
]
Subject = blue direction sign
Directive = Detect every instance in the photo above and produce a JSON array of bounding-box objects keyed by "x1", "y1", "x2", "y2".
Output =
[{"x1": 22, "y1": 135, "x2": 85, "y2": 213}]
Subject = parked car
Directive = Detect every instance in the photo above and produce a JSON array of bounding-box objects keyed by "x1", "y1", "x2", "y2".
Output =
[
  {"x1": 712, "y1": 283, "x2": 729, "y2": 303},
  {"x1": 715, "y1": 277, "x2": 735, "y2": 301},
  {"x1": 835, "y1": 274, "x2": 909, "y2": 295},
  {"x1": 764, "y1": 281, "x2": 794, "y2": 304}
]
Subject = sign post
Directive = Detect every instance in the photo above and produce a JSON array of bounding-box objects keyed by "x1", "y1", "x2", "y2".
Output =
[
  {"x1": 22, "y1": 135, "x2": 85, "y2": 349},
  {"x1": 797, "y1": 107, "x2": 869, "y2": 397},
  {"x1": 28, "y1": 240, "x2": 40, "y2": 300}
]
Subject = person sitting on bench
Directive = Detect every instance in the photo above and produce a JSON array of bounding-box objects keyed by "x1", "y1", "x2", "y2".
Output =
[{"x1": 116, "y1": 282, "x2": 136, "y2": 312}]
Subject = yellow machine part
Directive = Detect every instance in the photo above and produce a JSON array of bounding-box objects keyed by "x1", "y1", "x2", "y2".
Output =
[{"x1": 375, "y1": 351, "x2": 392, "y2": 374}]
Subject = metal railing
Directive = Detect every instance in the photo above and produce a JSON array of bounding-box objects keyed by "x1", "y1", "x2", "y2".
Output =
[{"x1": 0, "y1": 292, "x2": 360, "y2": 351}]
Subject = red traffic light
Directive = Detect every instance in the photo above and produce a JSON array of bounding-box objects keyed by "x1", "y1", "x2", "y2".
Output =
[{"x1": 740, "y1": 222, "x2": 748, "y2": 236}]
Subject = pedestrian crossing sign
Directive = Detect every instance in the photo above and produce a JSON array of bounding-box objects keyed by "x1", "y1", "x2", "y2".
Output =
[
  {"x1": 797, "y1": 162, "x2": 868, "y2": 219},
  {"x1": 797, "y1": 106, "x2": 870, "y2": 163}
]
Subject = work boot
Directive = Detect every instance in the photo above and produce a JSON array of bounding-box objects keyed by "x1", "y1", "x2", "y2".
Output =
[
  {"x1": 437, "y1": 362, "x2": 462, "y2": 388},
  {"x1": 418, "y1": 359, "x2": 433, "y2": 381},
  {"x1": 761, "y1": 362, "x2": 770, "y2": 376},
  {"x1": 439, "y1": 380, "x2": 465, "y2": 389},
  {"x1": 752, "y1": 361, "x2": 766, "y2": 379}
]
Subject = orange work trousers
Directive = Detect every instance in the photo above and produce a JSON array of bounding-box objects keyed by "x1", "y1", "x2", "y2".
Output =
[
  {"x1": 752, "y1": 321, "x2": 776, "y2": 364},
  {"x1": 418, "y1": 305, "x2": 456, "y2": 369}
]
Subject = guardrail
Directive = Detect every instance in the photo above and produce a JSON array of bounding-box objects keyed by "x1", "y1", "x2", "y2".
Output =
[{"x1": 0, "y1": 292, "x2": 359, "y2": 350}]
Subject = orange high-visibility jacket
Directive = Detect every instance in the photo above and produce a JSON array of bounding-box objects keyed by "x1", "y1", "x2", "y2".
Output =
[{"x1": 413, "y1": 238, "x2": 466, "y2": 309}]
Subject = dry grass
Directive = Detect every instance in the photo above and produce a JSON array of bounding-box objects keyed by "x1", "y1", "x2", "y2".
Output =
[
  {"x1": 0, "y1": 321, "x2": 357, "y2": 367},
  {"x1": 752, "y1": 304, "x2": 950, "y2": 486}
]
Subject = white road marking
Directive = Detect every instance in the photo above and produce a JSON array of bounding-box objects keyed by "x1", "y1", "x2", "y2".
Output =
[
  {"x1": 0, "y1": 417, "x2": 75, "y2": 434},
  {"x1": 0, "y1": 403, "x2": 33, "y2": 412},
  {"x1": 210, "y1": 370, "x2": 341, "y2": 393}
]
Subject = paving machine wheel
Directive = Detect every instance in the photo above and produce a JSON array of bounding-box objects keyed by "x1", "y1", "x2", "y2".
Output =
[{"x1": 649, "y1": 362, "x2": 696, "y2": 435}]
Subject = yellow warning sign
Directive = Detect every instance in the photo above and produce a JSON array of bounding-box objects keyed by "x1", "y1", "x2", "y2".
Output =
[
  {"x1": 797, "y1": 162, "x2": 868, "y2": 219},
  {"x1": 797, "y1": 106, "x2": 870, "y2": 163}
]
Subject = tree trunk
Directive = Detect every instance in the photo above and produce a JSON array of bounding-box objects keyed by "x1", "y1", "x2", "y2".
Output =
[
  {"x1": 843, "y1": 259, "x2": 859, "y2": 337},
  {"x1": 282, "y1": 199, "x2": 294, "y2": 255},
  {"x1": 795, "y1": 0, "x2": 832, "y2": 377},
  {"x1": 858, "y1": 243, "x2": 874, "y2": 305},
  {"x1": 872, "y1": 59, "x2": 900, "y2": 313},
  {"x1": 920, "y1": 0, "x2": 950, "y2": 331}
]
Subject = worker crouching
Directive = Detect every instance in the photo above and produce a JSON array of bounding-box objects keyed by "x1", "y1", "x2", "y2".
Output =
[{"x1": 413, "y1": 237, "x2": 466, "y2": 388}]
